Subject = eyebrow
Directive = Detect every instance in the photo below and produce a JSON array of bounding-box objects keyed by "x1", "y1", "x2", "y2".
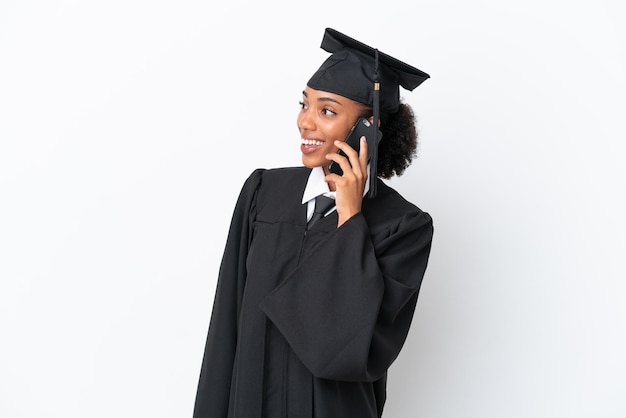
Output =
[{"x1": 302, "y1": 90, "x2": 343, "y2": 106}]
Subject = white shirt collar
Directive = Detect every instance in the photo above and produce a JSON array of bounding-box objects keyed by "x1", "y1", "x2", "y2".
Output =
[
  {"x1": 301, "y1": 165, "x2": 371, "y2": 205},
  {"x1": 302, "y1": 167, "x2": 333, "y2": 204}
]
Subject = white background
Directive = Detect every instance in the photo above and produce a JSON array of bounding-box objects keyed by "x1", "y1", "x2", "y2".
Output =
[{"x1": 1, "y1": 1, "x2": 625, "y2": 417}]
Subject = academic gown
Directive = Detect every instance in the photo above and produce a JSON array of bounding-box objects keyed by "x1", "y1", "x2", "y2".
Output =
[{"x1": 193, "y1": 167, "x2": 433, "y2": 418}]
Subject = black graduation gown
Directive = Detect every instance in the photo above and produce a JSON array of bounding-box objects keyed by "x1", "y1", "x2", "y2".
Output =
[{"x1": 193, "y1": 167, "x2": 433, "y2": 418}]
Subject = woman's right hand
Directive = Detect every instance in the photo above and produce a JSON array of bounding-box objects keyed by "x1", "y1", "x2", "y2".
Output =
[{"x1": 324, "y1": 136, "x2": 368, "y2": 227}]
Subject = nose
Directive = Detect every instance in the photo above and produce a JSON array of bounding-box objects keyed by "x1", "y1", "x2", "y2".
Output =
[{"x1": 297, "y1": 110, "x2": 315, "y2": 132}]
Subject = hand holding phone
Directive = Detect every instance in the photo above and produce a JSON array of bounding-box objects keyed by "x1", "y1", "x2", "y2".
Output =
[{"x1": 328, "y1": 117, "x2": 381, "y2": 176}]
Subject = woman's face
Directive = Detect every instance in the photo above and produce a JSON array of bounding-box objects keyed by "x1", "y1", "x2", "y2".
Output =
[{"x1": 297, "y1": 87, "x2": 364, "y2": 173}]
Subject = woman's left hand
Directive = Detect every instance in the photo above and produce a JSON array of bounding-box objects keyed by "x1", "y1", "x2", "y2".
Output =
[{"x1": 324, "y1": 136, "x2": 368, "y2": 227}]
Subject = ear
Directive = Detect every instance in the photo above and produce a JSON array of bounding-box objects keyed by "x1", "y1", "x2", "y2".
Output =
[{"x1": 366, "y1": 116, "x2": 381, "y2": 127}]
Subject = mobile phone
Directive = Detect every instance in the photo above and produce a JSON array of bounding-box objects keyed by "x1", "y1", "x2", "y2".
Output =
[{"x1": 328, "y1": 117, "x2": 380, "y2": 176}]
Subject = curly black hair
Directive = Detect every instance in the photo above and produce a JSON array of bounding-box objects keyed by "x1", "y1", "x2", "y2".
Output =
[{"x1": 359, "y1": 101, "x2": 419, "y2": 179}]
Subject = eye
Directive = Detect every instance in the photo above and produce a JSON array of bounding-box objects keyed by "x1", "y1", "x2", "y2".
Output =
[
  {"x1": 298, "y1": 101, "x2": 307, "y2": 110},
  {"x1": 321, "y1": 108, "x2": 336, "y2": 116}
]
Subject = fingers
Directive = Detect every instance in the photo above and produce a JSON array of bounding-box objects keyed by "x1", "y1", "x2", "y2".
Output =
[
  {"x1": 335, "y1": 137, "x2": 360, "y2": 162},
  {"x1": 358, "y1": 136, "x2": 368, "y2": 174},
  {"x1": 325, "y1": 138, "x2": 368, "y2": 185},
  {"x1": 325, "y1": 138, "x2": 368, "y2": 226},
  {"x1": 332, "y1": 137, "x2": 368, "y2": 175},
  {"x1": 325, "y1": 149, "x2": 352, "y2": 179}
]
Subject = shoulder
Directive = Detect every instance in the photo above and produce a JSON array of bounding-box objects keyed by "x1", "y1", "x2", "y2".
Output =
[
  {"x1": 363, "y1": 179, "x2": 433, "y2": 233},
  {"x1": 241, "y1": 166, "x2": 309, "y2": 188},
  {"x1": 240, "y1": 166, "x2": 311, "y2": 203},
  {"x1": 259, "y1": 166, "x2": 310, "y2": 184}
]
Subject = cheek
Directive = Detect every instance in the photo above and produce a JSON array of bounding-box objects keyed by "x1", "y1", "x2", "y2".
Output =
[
  {"x1": 323, "y1": 138, "x2": 339, "y2": 151},
  {"x1": 332, "y1": 122, "x2": 354, "y2": 143}
]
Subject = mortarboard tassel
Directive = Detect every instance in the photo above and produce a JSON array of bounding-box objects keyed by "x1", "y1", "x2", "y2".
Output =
[{"x1": 369, "y1": 48, "x2": 380, "y2": 199}]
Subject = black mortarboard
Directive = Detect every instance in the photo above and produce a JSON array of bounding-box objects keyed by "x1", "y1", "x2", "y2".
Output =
[
  {"x1": 307, "y1": 28, "x2": 429, "y2": 197},
  {"x1": 308, "y1": 28, "x2": 429, "y2": 113}
]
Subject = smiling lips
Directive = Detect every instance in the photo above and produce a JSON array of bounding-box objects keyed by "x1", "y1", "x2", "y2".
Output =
[{"x1": 301, "y1": 138, "x2": 325, "y2": 154}]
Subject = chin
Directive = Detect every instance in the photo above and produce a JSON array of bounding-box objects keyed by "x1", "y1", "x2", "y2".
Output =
[{"x1": 301, "y1": 156, "x2": 325, "y2": 169}]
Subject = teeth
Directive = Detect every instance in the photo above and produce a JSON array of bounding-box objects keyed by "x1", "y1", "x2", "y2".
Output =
[{"x1": 302, "y1": 139, "x2": 324, "y2": 146}]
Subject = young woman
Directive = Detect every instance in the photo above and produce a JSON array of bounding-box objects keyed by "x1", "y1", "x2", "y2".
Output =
[{"x1": 193, "y1": 28, "x2": 434, "y2": 418}]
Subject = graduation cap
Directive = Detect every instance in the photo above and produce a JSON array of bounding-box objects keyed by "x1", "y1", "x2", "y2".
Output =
[{"x1": 307, "y1": 28, "x2": 429, "y2": 197}]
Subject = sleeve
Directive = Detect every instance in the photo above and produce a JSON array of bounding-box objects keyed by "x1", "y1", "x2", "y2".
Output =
[
  {"x1": 259, "y1": 209, "x2": 433, "y2": 382},
  {"x1": 193, "y1": 169, "x2": 263, "y2": 418}
]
